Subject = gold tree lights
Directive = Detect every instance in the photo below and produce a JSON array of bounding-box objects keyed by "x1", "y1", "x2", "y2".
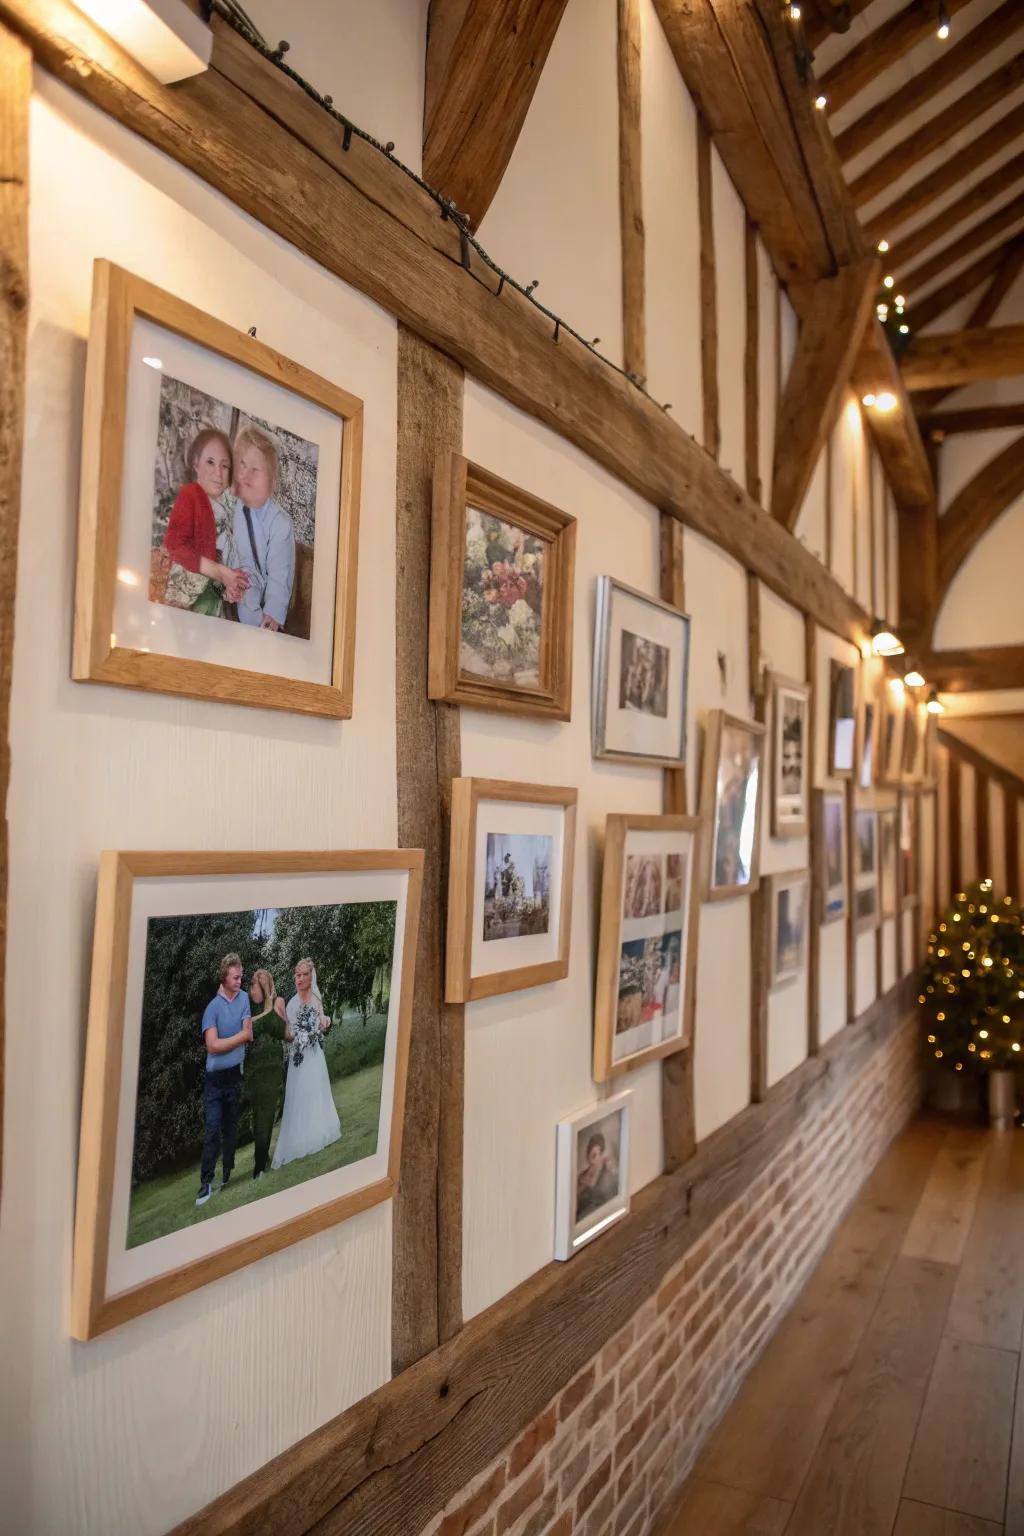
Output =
[{"x1": 921, "y1": 880, "x2": 1024, "y2": 1074}]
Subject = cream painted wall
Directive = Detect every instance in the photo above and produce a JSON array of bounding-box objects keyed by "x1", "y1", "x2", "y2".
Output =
[
  {"x1": 934, "y1": 499, "x2": 1024, "y2": 651},
  {"x1": 0, "y1": 81, "x2": 400, "y2": 1536},
  {"x1": 757, "y1": 239, "x2": 777, "y2": 513}
]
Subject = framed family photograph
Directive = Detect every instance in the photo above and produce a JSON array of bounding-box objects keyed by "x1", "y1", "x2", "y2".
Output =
[
  {"x1": 815, "y1": 787, "x2": 847, "y2": 924},
  {"x1": 592, "y1": 577, "x2": 690, "y2": 766},
  {"x1": 853, "y1": 807, "x2": 880, "y2": 931},
  {"x1": 554, "y1": 1092, "x2": 631, "y2": 1261},
  {"x1": 768, "y1": 871, "x2": 809, "y2": 985},
  {"x1": 879, "y1": 805, "x2": 898, "y2": 918},
  {"x1": 593, "y1": 813, "x2": 701, "y2": 1081},
  {"x1": 828, "y1": 660, "x2": 856, "y2": 778},
  {"x1": 428, "y1": 454, "x2": 576, "y2": 719},
  {"x1": 445, "y1": 778, "x2": 577, "y2": 1002},
  {"x1": 73, "y1": 262, "x2": 363, "y2": 717},
  {"x1": 702, "y1": 711, "x2": 765, "y2": 899},
  {"x1": 900, "y1": 791, "x2": 919, "y2": 908},
  {"x1": 72, "y1": 850, "x2": 423, "y2": 1340},
  {"x1": 769, "y1": 674, "x2": 810, "y2": 837}
]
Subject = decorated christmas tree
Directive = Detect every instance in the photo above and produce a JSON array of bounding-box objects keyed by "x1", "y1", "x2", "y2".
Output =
[{"x1": 921, "y1": 880, "x2": 1024, "y2": 1074}]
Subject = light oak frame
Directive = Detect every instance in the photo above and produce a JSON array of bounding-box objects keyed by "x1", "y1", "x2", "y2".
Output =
[
  {"x1": 444, "y1": 777, "x2": 577, "y2": 1003},
  {"x1": 768, "y1": 672, "x2": 811, "y2": 838},
  {"x1": 72, "y1": 261, "x2": 364, "y2": 718},
  {"x1": 814, "y1": 785, "x2": 848, "y2": 927},
  {"x1": 71, "y1": 848, "x2": 423, "y2": 1341},
  {"x1": 767, "y1": 868, "x2": 810, "y2": 986},
  {"x1": 701, "y1": 710, "x2": 766, "y2": 901},
  {"x1": 878, "y1": 804, "x2": 899, "y2": 920},
  {"x1": 853, "y1": 805, "x2": 881, "y2": 933},
  {"x1": 827, "y1": 657, "x2": 856, "y2": 779},
  {"x1": 428, "y1": 453, "x2": 576, "y2": 719}
]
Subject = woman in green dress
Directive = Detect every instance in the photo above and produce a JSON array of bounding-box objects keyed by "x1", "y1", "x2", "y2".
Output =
[{"x1": 246, "y1": 969, "x2": 292, "y2": 1178}]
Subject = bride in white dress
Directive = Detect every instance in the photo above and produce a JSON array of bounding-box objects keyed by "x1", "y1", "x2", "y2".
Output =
[{"x1": 271, "y1": 957, "x2": 342, "y2": 1169}]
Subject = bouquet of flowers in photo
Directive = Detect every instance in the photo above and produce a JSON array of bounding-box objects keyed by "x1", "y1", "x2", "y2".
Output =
[
  {"x1": 461, "y1": 509, "x2": 544, "y2": 683},
  {"x1": 291, "y1": 1003, "x2": 325, "y2": 1068}
]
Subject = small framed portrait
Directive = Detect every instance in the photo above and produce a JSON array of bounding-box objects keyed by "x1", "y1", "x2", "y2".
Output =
[
  {"x1": 815, "y1": 787, "x2": 848, "y2": 924},
  {"x1": 445, "y1": 778, "x2": 577, "y2": 1002},
  {"x1": 769, "y1": 674, "x2": 810, "y2": 837},
  {"x1": 428, "y1": 454, "x2": 576, "y2": 719},
  {"x1": 900, "y1": 791, "x2": 919, "y2": 908},
  {"x1": 879, "y1": 805, "x2": 898, "y2": 918},
  {"x1": 73, "y1": 261, "x2": 363, "y2": 718},
  {"x1": 858, "y1": 695, "x2": 877, "y2": 790},
  {"x1": 593, "y1": 813, "x2": 701, "y2": 1080},
  {"x1": 769, "y1": 871, "x2": 809, "y2": 985},
  {"x1": 702, "y1": 711, "x2": 766, "y2": 899},
  {"x1": 879, "y1": 684, "x2": 906, "y2": 786},
  {"x1": 72, "y1": 849, "x2": 423, "y2": 1340},
  {"x1": 853, "y1": 806, "x2": 880, "y2": 931},
  {"x1": 592, "y1": 577, "x2": 691, "y2": 766},
  {"x1": 555, "y1": 1092, "x2": 631, "y2": 1261},
  {"x1": 828, "y1": 660, "x2": 856, "y2": 778}
]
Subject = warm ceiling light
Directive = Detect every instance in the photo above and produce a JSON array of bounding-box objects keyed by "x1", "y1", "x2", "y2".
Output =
[
  {"x1": 904, "y1": 670, "x2": 926, "y2": 688},
  {"x1": 861, "y1": 392, "x2": 877, "y2": 407},
  {"x1": 872, "y1": 619, "x2": 905, "y2": 657},
  {"x1": 874, "y1": 391, "x2": 898, "y2": 413},
  {"x1": 789, "y1": 3, "x2": 802, "y2": 17},
  {"x1": 938, "y1": 20, "x2": 950, "y2": 37},
  {"x1": 71, "y1": 0, "x2": 211, "y2": 82},
  {"x1": 927, "y1": 690, "x2": 944, "y2": 715},
  {"x1": 814, "y1": 93, "x2": 828, "y2": 110},
  {"x1": 894, "y1": 294, "x2": 906, "y2": 307},
  {"x1": 877, "y1": 303, "x2": 889, "y2": 319},
  {"x1": 899, "y1": 324, "x2": 910, "y2": 334},
  {"x1": 883, "y1": 275, "x2": 895, "y2": 289},
  {"x1": 877, "y1": 239, "x2": 890, "y2": 253}
]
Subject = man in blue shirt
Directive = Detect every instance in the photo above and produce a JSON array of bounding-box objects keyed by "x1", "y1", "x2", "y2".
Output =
[
  {"x1": 196, "y1": 953, "x2": 253, "y2": 1207},
  {"x1": 232, "y1": 426, "x2": 296, "y2": 633}
]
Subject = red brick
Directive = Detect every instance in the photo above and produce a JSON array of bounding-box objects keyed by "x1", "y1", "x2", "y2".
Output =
[
  {"x1": 618, "y1": 1322, "x2": 667, "y2": 1391},
  {"x1": 495, "y1": 1465, "x2": 544, "y2": 1535},
  {"x1": 559, "y1": 1364, "x2": 597, "y2": 1422},
  {"x1": 619, "y1": 1512, "x2": 647, "y2": 1536},
  {"x1": 601, "y1": 1322, "x2": 635, "y2": 1373},
  {"x1": 519, "y1": 1486, "x2": 560, "y2": 1536},
  {"x1": 653, "y1": 1366, "x2": 677, "y2": 1417},
  {"x1": 547, "y1": 1514, "x2": 574, "y2": 1536},
  {"x1": 580, "y1": 1484, "x2": 614, "y2": 1536},
  {"x1": 549, "y1": 1431, "x2": 576, "y2": 1475},
  {"x1": 509, "y1": 1405, "x2": 557, "y2": 1478},
  {"x1": 615, "y1": 1386, "x2": 636, "y2": 1433},
  {"x1": 578, "y1": 1378, "x2": 615, "y2": 1436},
  {"x1": 613, "y1": 1472, "x2": 647, "y2": 1535},
  {"x1": 561, "y1": 1441, "x2": 592, "y2": 1500},
  {"x1": 576, "y1": 1453, "x2": 612, "y2": 1517},
  {"x1": 439, "y1": 1464, "x2": 508, "y2": 1536},
  {"x1": 615, "y1": 1400, "x2": 652, "y2": 1467}
]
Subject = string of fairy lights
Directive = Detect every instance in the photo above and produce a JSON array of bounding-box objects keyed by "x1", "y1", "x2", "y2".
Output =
[{"x1": 921, "y1": 880, "x2": 1024, "y2": 1074}]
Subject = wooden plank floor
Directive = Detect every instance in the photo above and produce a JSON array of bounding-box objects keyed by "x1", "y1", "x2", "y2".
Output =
[{"x1": 658, "y1": 1119, "x2": 1024, "y2": 1536}]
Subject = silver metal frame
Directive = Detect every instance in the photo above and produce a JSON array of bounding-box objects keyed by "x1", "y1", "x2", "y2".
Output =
[{"x1": 592, "y1": 575, "x2": 691, "y2": 767}]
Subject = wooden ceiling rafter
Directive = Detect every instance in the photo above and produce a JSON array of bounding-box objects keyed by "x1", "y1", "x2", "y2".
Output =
[
  {"x1": 820, "y1": 0, "x2": 975, "y2": 115},
  {"x1": 914, "y1": 239, "x2": 1024, "y2": 417},
  {"x1": 903, "y1": 324, "x2": 1024, "y2": 390},
  {"x1": 927, "y1": 403, "x2": 1024, "y2": 436},
  {"x1": 885, "y1": 152, "x2": 1024, "y2": 275},
  {"x1": 900, "y1": 189, "x2": 1024, "y2": 297},
  {"x1": 905, "y1": 238, "x2": 1018, "y2": 332},
  {"x1": 802, "y1": 0, "x2": 878, "y2": 52}
]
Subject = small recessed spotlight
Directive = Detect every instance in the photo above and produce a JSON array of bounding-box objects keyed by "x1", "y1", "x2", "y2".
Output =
[
  {"x1": 789, "y1": 3, "x2": 802, "y2": 17},
  {"x1": 938, "y1": 20, "x2": 950, "y2": 38},
  {"x1": 862, "y1": 393, "x2": 877, "y2": 407}
]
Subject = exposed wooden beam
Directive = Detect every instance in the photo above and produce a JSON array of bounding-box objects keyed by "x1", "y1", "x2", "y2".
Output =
[
  {"x1": 773, "y1": 260, "x2": 881, "y2": 529},
  {"x1": 927, "y1": 646, "x2": 1024, "y2": 692},
  {"x1": 617, "y1": 0, "x2": 645, "y2": 382},
  {"x1": 820, "y1": 0, "x2": 974, "y2": 116},
  {"x1": 902, "y1": 324, "x2": 1024, "y2": 390},
  {"x1": 887, "y1": 154, "x2": 1024, "y2": 275},
  {"x1": 863, "y1": 102, "x2": 1024, "y2": 246},
  {"x1": 926, "y1": 403, "x2": 1024, "y2": 437},
  {"x1": 803, "y1": 0, "x2": 876, "y2": 51},
  {"x1": 422, "y1": 0, "x2": 569, "y2": 229},
  {"x1": 697, "y1": 116, "x2": 719, "y2": 458},
  {"x1": 905, "y1": 241, "x2": 1015, "y2": 332},
  {"x1": 745, "y1": 216, "x2": 760, "y2": 502},
  {"x1": 849, "y1": 51, "x2": 1024, "y2": 209},
  {"x1": 836, "y1": 2, "x2": 1024, "y2": 164},
  {"x1": 851, "y1": 319, "x2": 936, "y2": 511},
  {"x1": 901, "y1": 190, "x2": 1024, "y2": 296},
  {"x1": 936, "y1": 432, "x2": 1024, "y2": 613},
  {"x1": 967, "y1": 238, "x2": 1024, "y2": 329}
]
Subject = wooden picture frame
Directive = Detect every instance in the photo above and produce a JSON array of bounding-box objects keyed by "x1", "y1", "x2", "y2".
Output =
[
  {"x1": 428, "y1": 453, "x2": 576, "y2": 719},
  {"x1": 902, "y1": 697, "x2": 924, "y2": 784},
  {"x1": 828, "y1": 658, "x2": 856, "y2": 779},
  {"x1": 72, "y1": 849, "x2": 423, "y2": 1340},
  {"x1": 853, "y1": 806, "x2": 880, "y2": 932},
  {"x1": 879, "y1": 804, "x2": 898, "y2": 919},
  {"x1": 702, "y1": 710, "x2": 766, "y2": 900},
  {"x1": 857, "y1": 671, "x2": 878, "y2": 791},
  {"x1": 899, "y1": 789, "x2": 920, "y2": 910},
  {"x1": 592, "y1": 576, "x2": 691, "y2": 767},
  {"x1": 768, "y1": 869, "x2": 810, "y2": 985},
  {"x1": 879, "y1": 683, "x2": 906, "y2": 787},
  {"x1": 768, "y1": 673, "x2": 810, "y2": 838},
  {"x1": 554, "y1": 1091, "x2": 631, "y2": 1261},
  {"x1": 815, "y1": 787, "x2": 848, "y2": 925},
  {"x1": 593, "y1": 812, "x2": 702, "y2": 1081},
  {"x1": 445, "y1": 777, "x2": 577, "y2": 1002},
  {"x1": 73, "y1": 261, "x2": 363, "y2": 718}
]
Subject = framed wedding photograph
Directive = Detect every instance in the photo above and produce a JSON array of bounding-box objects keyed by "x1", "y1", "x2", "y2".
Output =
[
  {"x1": 768, "y1": 674, "x2": 810, "y2": 837},
  {"x1": 72, "y1": 849, "x2": 423, "y2": 1340},
  {"x1": 879, "y1": 685, "x2": 906, "y2": 786},
  {"x1": 592, "y1": 577, "x2": 691, "y2": 766},
  {"x1": 702, "y1": 711, "x2": 765, "y2": 899},
  {"x1": 73, "y1": 261, "x2": 363, "y2": 718},
  {"x1": 879, "y1": 805, "x2": 898, "y2": 918},
  {"x1": 853, "y1": 806, "x2": 880, "y2": 931},
  {"x1": 815, "y1": 787, "x2": 848, "y2": 924},
  {"x1": 593, "y1": 813, "x2": 701, "y2": 1081},
  {"x1": 828, "y1": 660, "x2": 857, "y2": 778},
  {"x1": 554, "y1": 1091, "x2": 631, "y2": 1261},
  {"x1": 445, "y1": 778, "x2": 577, "y2": 1002},
  {"x1": 768, "y1": 871, "x2": 809, "y2": 985},
  {"x1": 428, "y1": 454, "x2": 576, "y2": 719},
  {"x1": 900, "y1": 791, "x2": 919, "y2": 909}
]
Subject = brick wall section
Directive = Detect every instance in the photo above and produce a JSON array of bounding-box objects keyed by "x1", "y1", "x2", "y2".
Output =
[{"x1": 419, "y1": 1014, "x2": 922, "y2": 1536}]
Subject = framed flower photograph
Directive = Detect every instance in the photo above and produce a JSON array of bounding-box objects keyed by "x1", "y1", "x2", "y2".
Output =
[
  {"x1": 879, "y1": 805, "x2": 898, "y2": 918},
  {"x1": 554, "y1": 1092, "x2": 631, "y2": 1261},
  {"x1": 73, "y1": 262, "x2": 363, "y2": 718},
  {"x1": 428, "y1": 454, "x2": 576, "y2": 719},
  {"x1": 828, "y1": 660, "x2": 856, "y2": 778},
  {"x1": 72, "y1": 849, "x2": 423, "y2": 1340},
  {"x1": 702, "y1": 711, "x2": 765, "y2": 899},
  {"x1": 769, "y1": 674, "x2": 810, "y2": 837},
  {"x1": 900, "y1": 791, "x2": 919, "y2": 909},
  {"x1": 592, "y1": 578, "x2": 690, "y2": 766},
  {"x1": 769, "y1": 871, "x2": 809, "y2": 985},
  {"x1": 815, "y1": 787, "x2": 847, "y2": 924},
  {"x1": 853, "y1": 806, "x2": 880, "y2": 931},
  {"x1": 445, "y1": 778, "x2": 577, "y2": 1002},
  {"x1": 593, "y1": 813, "x2": 701, "y2": 1080}
]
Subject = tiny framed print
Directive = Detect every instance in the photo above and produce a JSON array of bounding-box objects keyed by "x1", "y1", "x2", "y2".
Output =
[
  {"x1": 73, "y1": 261, "x2": 363, "y2": 718},
  {"x1": 828, "y1": 660, "x2": 856, "y2": 778},
  {"x1": 445, "y1": 778, "x2": 577, "y2": 1002},
  {"x1": 879, "y1": 805, "x2": 898, "y2": 918},
  {"x1": 592, "y1": 577, "x2": 691, "y2": 766},
  {"x1": 816, "y1": 787, "x2": 848, "y2": 924},
  {"x1": 769, "y1": 674, "x2": 810, "y2": 837},
  {"x1": 593, "y1": 813, "x2": 701, "y2": 1080},
  {"x1": 879, "y1": 684, "x2": 906, "y2": 786},
  {"x1": 900, "y1": 791, "x2": 919, "y2": 909},
  {"x1": 428, "y1": 454, "x2": 576, "y2": 719},
  {"x1": 555, "y1": 1092, "x2": 631, "y2": 1260},
  {"x1": 769, "y1": 870, "x2": 810, "y2": 985},
  {"x1": 72, "y1": 849, "x2": 423, "y2": 1340},
  {"x1": 902, "y1": 700, "x2": 926, "y2": 784},
  {"x1": 702, "y1": 711, "x2": 765, "y2": 899},
  {"x1": 853, "y1": 806, "x2": 880, "y2": 931},
  {"x1": 858, "y1": 688, "x2": 877, "y2": 791}
]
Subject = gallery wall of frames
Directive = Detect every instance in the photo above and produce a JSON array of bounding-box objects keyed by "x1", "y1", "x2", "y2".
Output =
[{"x1": 0, "y1": 12, "x2": 935, "y2": 1535}]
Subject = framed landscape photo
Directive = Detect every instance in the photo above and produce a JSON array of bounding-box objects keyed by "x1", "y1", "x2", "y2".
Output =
[
  {"x1": 769, "y1": 674, "x2": 810, "y2": 837},
  {"x1": 445, "y1": 778, "x2": 577, "y2": 1002},
  {"x1": 768, "y1": 871, "x2": 809, "y2": 985},
  {"x1": 879, "y1": 805, "x2": 898, "y2": 918},
  {"x1": 72, "y1": 849, "x2": 423, "y2": 1340},
  {"x1": 593, "y1": 813, "x2": 701, "y2": 1081},
  {"x1": 828, "y1": 660, "x2": 856, "y2": 778},
  {"x1": 592, "y1": 577, "x2": 690, "y2": 766},
  {"x1": 428, "y1": 454, "x2": 576, "y2": 719},
  {"x1": 899, "y1": 791, "x2": 919, "y2": 909},
  {"x1": 815, "y1": 787, "x2": 847, "y2": 924},
  {"x1": 853, "y1": 806, "x2": 880, "y2": 931},
  {"x1": 702, "y1": 711, "x2": 765, "y2": 899},
  {"x1": 73, "y1": 261, "x2": 363, "y2": 718},
  {"x1": 554, "y1": 1091, "x2": 631, "y2": 1261}
]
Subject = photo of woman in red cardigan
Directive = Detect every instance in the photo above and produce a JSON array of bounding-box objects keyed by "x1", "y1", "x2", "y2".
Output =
[{"x1": 161, "y1": 427, "x2": 250, "y2": 616}]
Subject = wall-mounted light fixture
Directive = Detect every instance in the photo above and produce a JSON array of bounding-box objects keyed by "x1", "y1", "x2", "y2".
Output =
[
  {"x1": 72, "y1": 0, "x2": 212, "y2": 83},
  {"x1": 904, "y1": 669, "x2": 926, "y2": 688},
  {"x1": 927, "y1": 690, "x2": 945, "y2": 715},
  {"x1": 871, "y1": 619, "x2": 905, "y2": 658}
]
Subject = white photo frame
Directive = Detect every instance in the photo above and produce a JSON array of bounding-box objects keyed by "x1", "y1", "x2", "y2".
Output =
[{"x1": 554, "y1": 1091, "x2": 632, "y2": 1261}]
